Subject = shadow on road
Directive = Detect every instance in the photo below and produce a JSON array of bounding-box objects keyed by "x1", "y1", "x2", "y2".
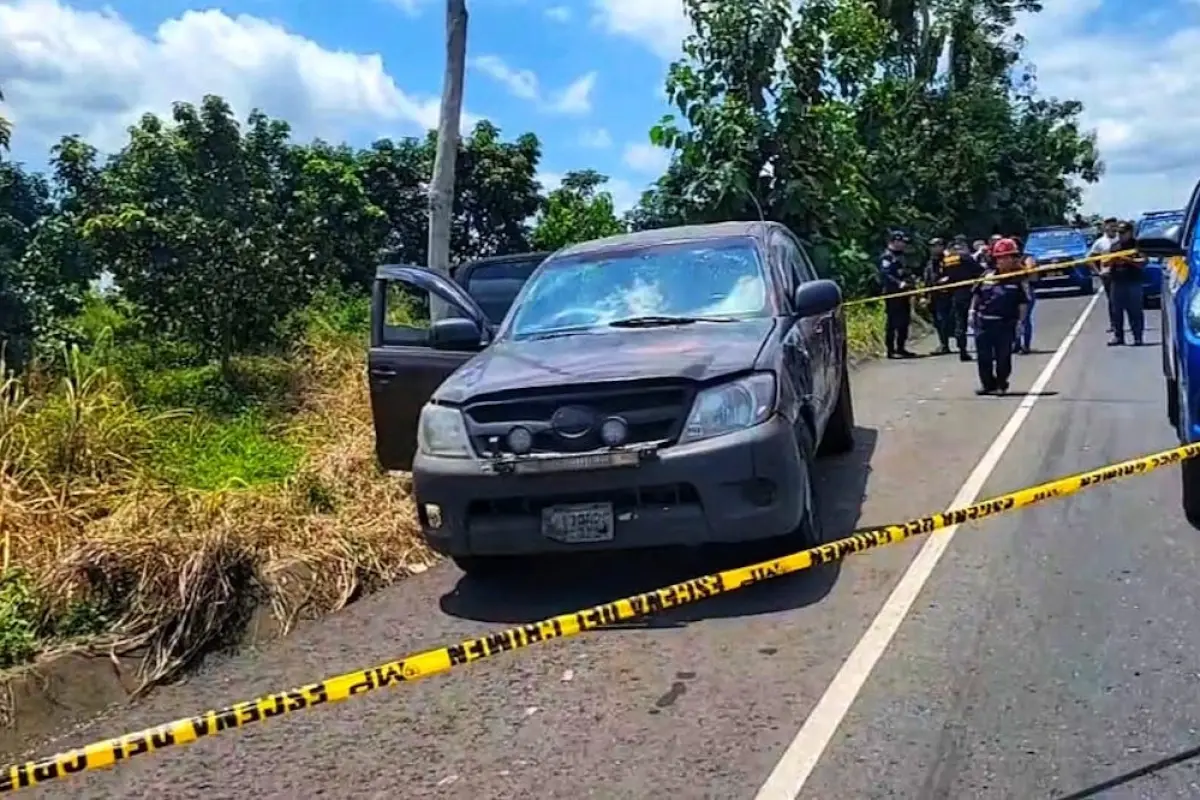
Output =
[
  {"x1": 438, "y1": 425, "x2": 880, "y2": 628},
  {"x1": 1053, "y1": 742, "x2": 1200, "y2": 799}
]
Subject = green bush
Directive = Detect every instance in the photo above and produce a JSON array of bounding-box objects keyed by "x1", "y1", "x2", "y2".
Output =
[{"x1": 146, "y1": 411, "x2": 302, "y2": 491}]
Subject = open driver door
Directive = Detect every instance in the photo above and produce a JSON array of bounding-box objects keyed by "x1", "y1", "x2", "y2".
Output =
[{"x1": 369, "y1": 264, "x2": 494, "y2": 471}]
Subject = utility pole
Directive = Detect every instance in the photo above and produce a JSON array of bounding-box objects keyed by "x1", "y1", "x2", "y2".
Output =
[{"x1": 426, "y1": 0, "x2": 468, "y2": 320}]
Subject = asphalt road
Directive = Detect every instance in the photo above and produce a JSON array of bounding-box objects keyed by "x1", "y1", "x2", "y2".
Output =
[{"x1": 14, "y1": 289, "x2": 1199, "y2": 799}]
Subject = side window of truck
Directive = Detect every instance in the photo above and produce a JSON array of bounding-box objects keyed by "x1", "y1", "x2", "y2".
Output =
[{"x1": 381, "y1": 281, "x2": 432, "y2": 345}]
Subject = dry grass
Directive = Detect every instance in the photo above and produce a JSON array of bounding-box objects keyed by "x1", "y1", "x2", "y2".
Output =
[{"x1": 0, "y1": 331, "x2": 434, "y2": 692}]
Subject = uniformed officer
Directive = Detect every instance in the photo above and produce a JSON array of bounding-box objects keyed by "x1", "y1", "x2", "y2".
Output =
[
  {"x1": 943, "y1": 235, "x2": 983, "y2": 361},
  {"x1": 968, "y1": 238, "x2": 1030, "y2": 395},
  {"x1": 924, "y1": 237, "x2": 954, "y2": 355},
  {"x1": 878, "y1": 230, "x2": 916, "y2": 358}
]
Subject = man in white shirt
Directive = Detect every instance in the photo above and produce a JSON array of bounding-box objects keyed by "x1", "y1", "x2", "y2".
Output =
[{"x1": 1090, "y1": 217, "x2": 1119, "y2": 328}]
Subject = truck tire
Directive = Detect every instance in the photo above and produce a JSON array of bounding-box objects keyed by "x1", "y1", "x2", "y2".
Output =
[
  {"x1": 818, "y1": 363, "x2": 856, "y2": 456},
  {"x1": 1080, "y1": 277, "x2": 1096, "y2": 296},
  {"x1": 1168, "y1": 377, "x2": 1180, "y2": 428},
  {"x1": 793, "y1": 423, "x2": 825, "y2": 549},
  {"x1": 1183, "y1": 458, "x2": 1200, "y2": 530}
]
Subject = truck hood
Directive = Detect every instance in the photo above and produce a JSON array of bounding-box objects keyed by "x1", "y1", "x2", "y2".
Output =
[{"x1": 434, "y1": 318, "x2": 776, "y2": 403}]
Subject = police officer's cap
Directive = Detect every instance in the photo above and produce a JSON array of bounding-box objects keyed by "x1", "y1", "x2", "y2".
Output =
[
  {"x1": 928, "y1": 237, "x2": 945, "y2": 246},
  {"x1": 888, "y1": 230, "x2": 909, "y2": 243},
  {"x1": 952, "y1": 233, "x2": 968, "y2": 243}
]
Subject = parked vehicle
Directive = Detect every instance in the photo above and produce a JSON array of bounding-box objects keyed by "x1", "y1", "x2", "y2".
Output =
[
  {"x1": 1135, "y1": 210, "x2": 1183, "y2": 308},
  {"x1": 1024, "y1": 226, "x2": 1095, "y2": 296},
  {"x1": 367, "y1": 222, "x2": 855, "y2": 577},
  {"x1": 1135, "y1": 199, "x2": 1200, "y2": 527}
]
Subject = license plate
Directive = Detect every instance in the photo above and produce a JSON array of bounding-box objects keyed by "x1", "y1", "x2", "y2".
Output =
[{"x1": 541, "y1": 502, "x2": 614, "y2": 543}]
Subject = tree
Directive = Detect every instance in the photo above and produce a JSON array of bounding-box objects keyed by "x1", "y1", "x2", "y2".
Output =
[
  {"x1": 428, "y1": 0, "x2": 468, "y2": 321},
  {"x1": 532, "y1": 169, "x2": 626, "y2": 250},
  {"x1": 637, "y1": 0, "x2": 1102, "y2": 293},
  {"x1": 82, "y1": 97, "x2": 343, "y2": 368},
  {"x1": 0, "y1": 87, "x2": 10, "y2": 153}
]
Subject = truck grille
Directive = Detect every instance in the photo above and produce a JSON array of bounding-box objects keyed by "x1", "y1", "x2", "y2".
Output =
[
  {"x1": 463, "y1": 380, "x2": 692, "y2": 455},
  {"x1": 467, "y1": 483, "x2": 700, "y2": 518}
]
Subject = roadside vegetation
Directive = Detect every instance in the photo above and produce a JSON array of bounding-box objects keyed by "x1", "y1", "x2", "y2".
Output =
[{"x1": 0, "y1": 0, "x2": 1101, "y2": 687}]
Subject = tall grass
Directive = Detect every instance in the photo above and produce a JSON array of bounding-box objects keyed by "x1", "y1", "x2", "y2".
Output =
[{"x1": 0, "y1": 290, "x2": 432, "y2": 688}]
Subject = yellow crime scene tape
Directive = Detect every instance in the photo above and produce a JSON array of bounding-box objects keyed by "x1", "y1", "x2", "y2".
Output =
[
  {"x1": 4, "y1": 439, "x2": 1199, "y2": 793},
  {"x1": 844, "y1": 248, "x2": 1138, "y2": 306}
]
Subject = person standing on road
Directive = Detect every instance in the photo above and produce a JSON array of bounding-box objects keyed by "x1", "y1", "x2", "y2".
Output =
[
  {"x1": 1106, "y1": 221, "x2": 1147, "y2": 346},
  {"x1": 968, "y1": 238, "x2": 1029, "y2": 395},
  {"x1": 878, "y1": 230, "x2": 917, "y2": 359},
  {"x1": 1015, "y1": 252, "x2": 1038, "y2": 355},
  {"x1": 924, "y1": 237, "x2": 954, "y2": 355},
  {"x1": 1091, "y1": 217, "x2": 1119, "y2": 331},
  {"x1": 945, "y1": 236, "x2": 983, "y2": 362}
]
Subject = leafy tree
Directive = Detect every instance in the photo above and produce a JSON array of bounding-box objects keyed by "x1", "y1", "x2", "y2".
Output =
[
  {"x1": 82, "y1": 97, "x2": 333, "y2": 368},
  {"x1": 532, "y1": 169, "x2": 626, "y2": 250}
]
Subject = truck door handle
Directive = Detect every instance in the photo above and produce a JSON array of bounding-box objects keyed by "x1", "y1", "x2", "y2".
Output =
[{"x1": 371, "y1": 367, "x2": 397, "y2": 378}]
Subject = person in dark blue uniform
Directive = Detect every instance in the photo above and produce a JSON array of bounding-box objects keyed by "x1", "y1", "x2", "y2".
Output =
[
  {"x1": 968, "y1": 237, "x2": 1030, "y2": 395},
  {"x1": 944, "y1": 235, "x2": 983, "y2": 361},
  {"x1": 878, "y1": 230, "x2": 916, "y2": 358},
  {"x1": 923, "y1": 237, "x2": 954, "y2": 354}
]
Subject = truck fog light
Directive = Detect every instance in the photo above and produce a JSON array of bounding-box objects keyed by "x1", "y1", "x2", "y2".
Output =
[
  {"x1": 600, "y1": 416, "x2": 628, "y2": 446},
  {"x1": 422, "y1": 503, "x2": 443, "y2": 529},
  {"x1": 506, "y1": 426, "x2": 533, "y2": 454}
]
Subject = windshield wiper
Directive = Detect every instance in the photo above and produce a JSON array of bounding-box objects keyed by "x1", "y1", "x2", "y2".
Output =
[{"x1": 607, "y1": 315, "x2": 738, "y2": 328}]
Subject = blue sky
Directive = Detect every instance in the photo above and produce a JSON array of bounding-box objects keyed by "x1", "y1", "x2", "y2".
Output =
[{"x1": 3, "y1": 0, "x2": 1200, "y2": 218}]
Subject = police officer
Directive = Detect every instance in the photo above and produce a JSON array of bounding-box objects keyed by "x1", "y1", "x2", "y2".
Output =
[
  {"x1": 878, "y1": 230, "x2": 916, "y2": 358},
  {"x1": 968, "y1": 238, "x2": 1030, "y2": 395},
  {"x1": 924, "y1": 237, "x2": 954, "y2": 355},
  {"x1": 944, "y1": 235, "x2": 983, "y2": 361}
]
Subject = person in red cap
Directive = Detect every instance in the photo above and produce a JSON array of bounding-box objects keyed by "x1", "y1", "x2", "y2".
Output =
[{"x1": 967, "y1": 237, "x2": 1031, "y2": 395}]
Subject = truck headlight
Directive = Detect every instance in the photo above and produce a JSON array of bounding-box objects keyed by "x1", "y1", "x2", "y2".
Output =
[
  {"x1": 417, "y1": 404, "x2": 473, "y2": 458},
  {"x1": 678, "y1": 373, "x2": 775, "y2": 445},
  {"x1": 1187, "y1": 291, "x2": 1200, "y2": 337}
]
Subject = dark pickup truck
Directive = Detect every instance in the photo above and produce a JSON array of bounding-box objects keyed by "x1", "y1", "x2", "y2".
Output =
[{"x1": 368, "y1": 222, "x2": 855, "y2": 577}]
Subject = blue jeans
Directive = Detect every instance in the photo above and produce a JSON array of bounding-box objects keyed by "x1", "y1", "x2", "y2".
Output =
[
  {"x1": 1109, "y1": 280, "x2": 1144, "y2": 342},
  {"x1": 1017, "y1": 296, "x2": 1035, "y2": 351}
]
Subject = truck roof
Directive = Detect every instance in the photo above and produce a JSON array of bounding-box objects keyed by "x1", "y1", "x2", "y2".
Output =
[{"x1": 555, "y1": 221, "x2": 774, "y2": 259}]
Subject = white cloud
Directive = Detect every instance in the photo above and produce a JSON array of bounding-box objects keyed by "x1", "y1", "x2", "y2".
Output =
[
  {"x1": 1012, "y1": 3, "x2": 1200, "y2": 218},
  {"x1": 546, "y1": 5, "x2": 571, "y2": 22},
  {"x1": 0, "y1": 0, "x2": 474, "y2": 159},
  {"x1": 470, "y1": 54, "x2": 539, "y2": 101},
  {"x1": 386, "y1": 0, "x2": 426, "y2": 16},
  {"x1": 549, "y1": 72, "x2": 596, "y2": 115},
  {"x1": 622, "y1": 141, "x2": 669, "y2": 174},
  {"x1": 591, "y1": 0, "x2": 688, "y2": 60},
  {"x1": 470, "y1": 54, "x2": 594, "y2": 115},
  {"x1": 579, "y1": 127, "x2": 612, "y2": 148}
]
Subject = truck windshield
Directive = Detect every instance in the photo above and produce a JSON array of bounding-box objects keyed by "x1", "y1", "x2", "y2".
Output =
[
  {"x1": 505, "y1": 238, "x2": 768, "y2": 339},
  {"x1": 1137, "y1": 212, "x2": 1184, "y2": 237}
]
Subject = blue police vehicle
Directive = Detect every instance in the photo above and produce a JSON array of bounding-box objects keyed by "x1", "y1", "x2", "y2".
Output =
[
  {"x1": 1135, "y1": 210, "x2": 1183, "y2": 308},
  {"x1": 1136, "y1": 204, "x2": 1200, "y2": 526},
  {"x1": 1024, "y1": 226, "x2": 1095, "y2": 296}
]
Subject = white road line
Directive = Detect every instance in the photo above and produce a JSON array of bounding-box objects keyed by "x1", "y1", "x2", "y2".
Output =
[{"x1": 754, "y1": 293, "x2": 1102, "y2": 800}]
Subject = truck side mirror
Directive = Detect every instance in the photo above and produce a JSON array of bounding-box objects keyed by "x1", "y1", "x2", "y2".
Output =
[
  {"x1": 1137, "y1": 224, "x2": 1185, "y2": 258},
  {"x1": 431, "y1": 317, "x2": 483, "y2": 351},
  {"x1": 794, "y1": 279, "x2": 842, "y2": 317}
]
